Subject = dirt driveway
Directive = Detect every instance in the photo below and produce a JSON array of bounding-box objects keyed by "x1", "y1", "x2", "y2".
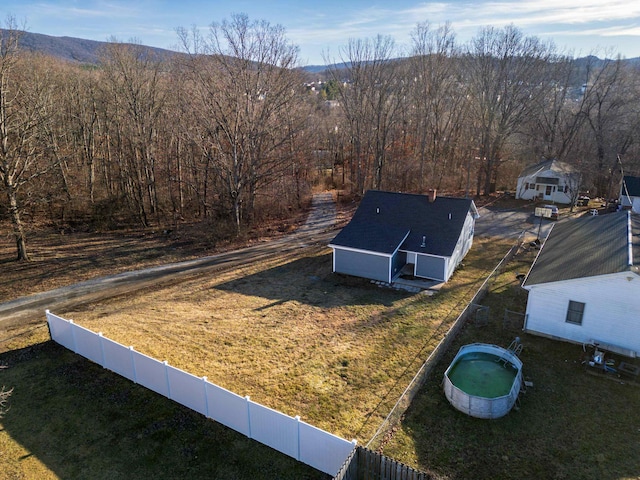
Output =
[
  {"x1": 0, "y1": 193, "x2": 337, "y2": 330},
  {"x1": 1, "y1": 192, "x2": 546, "y2": 332}
]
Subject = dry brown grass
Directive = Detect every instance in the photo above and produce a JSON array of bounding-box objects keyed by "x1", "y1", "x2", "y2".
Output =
[
  {"x1": 381, "y1": 245, "x2": 640, "y2": 480},
  {"x1": 55, "y1": 237, "x2": 511, "y2": 442}
]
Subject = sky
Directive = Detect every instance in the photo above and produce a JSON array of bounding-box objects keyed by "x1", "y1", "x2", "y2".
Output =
[{"x1": 2, "y1": 0, "x2": 640, "y2": 65}]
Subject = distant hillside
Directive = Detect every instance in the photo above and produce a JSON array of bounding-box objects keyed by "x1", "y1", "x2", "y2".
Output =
[
  {"x1": 1, "y1": 29, "x2": 178, "y2": 64},
  {"x1": 4, "y1": 29, "x2": 638, "y2": 73}
]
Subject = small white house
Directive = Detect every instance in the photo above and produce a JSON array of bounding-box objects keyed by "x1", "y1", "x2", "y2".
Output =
[
  {"x1": 515, "y1": 159, "x2": 580, "y2": 204},
  {"x1": 619, "y1": 175, "x2": 640, "y2": 213},
  {"x1": 522, "y1": 211, "x2": 640, "y2": 357}
]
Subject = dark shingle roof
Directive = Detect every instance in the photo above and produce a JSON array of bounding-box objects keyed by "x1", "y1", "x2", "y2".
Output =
[
  {"x1": 523, "y1": 211, "x2": 640, "y2": 286},
  {"x1": 622, "y1": 175, "x2": 640, "y2": 197},
  {"x1": 329, "y1": 190, "x2": 476, "y2": 256}
]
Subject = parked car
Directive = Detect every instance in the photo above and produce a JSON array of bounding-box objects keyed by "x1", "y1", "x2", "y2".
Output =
[{"x1": 576, "y1": 196, "x2": 590, "y2": 207}]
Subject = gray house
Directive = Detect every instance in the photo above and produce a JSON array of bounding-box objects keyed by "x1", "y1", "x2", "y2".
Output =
[{"x1": 328, "y1": 190, "x2": 479, "y2": 284}]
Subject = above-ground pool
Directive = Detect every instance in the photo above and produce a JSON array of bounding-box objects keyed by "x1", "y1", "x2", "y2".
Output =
[{"x1": 443, "y1": 343, "x2": 523, "y2": 419}]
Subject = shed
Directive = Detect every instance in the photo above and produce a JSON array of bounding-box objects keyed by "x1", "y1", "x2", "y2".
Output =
[{"x1": 328, "y1": 190, "x2": 479, "y2": 284}]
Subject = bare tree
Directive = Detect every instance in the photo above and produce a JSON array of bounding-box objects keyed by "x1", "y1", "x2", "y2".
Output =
[
  {"x1": 326, "y1": 35, "x2": 404, "y2": 193},
  {"x1": 409, "y1": 22, "x2": 468, "y2": 192},
  {"x1": 0, "y1": 20, "x2": 61, "y2": 260},
  {"x1": 580, "y1": 55, "x2": 638, "y2": 196},
  {"x1": 178, "y1": 14, "x2": 303, "y2": 233},
  {"x1": 464, "y1": 25, "x2": 557, "y2": 195},
  {"x1": 98, "y1": 40, "x2": 166, "y2": 227},
  {"x1": 63, "y1": 68, "x2": 103, "y2": 205},
  {"x1": 521, "y1": 54, "x2": 587, "y2": 163}
]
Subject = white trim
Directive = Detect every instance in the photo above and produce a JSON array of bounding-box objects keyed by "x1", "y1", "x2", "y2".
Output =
[
  {"x1": 328, "y1": 245, "x2": 393, "y2": 258},
  {"x1": 524, "y1": 271, "x2": 640, "y2": 291},
  {"x1": 400, "y1": 249, "x2": 448, "y2": 260}
]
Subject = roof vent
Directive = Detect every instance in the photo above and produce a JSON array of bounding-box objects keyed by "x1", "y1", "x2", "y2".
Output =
[
  {"x1": 376, "y1": 207, "x2": 380, "y2": 214},
  {"x1": 428, "y1": 189, "x2": 437, "y2": 202},
  {"x1": 421, "y1": 235, "x2": 426, "y2": 248},
  {"x1": 449, "y1": 213, "x2": 452, "y2": 220}
]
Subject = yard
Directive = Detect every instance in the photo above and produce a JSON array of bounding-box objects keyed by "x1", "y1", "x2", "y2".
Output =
[
  {"x1": 0, "y1": 230, "x2": 510, "y2": 478},
  {"x1": 381, "y1": 244, "x2": 640, "y2": 480},
  {"x1": 1, "y1": 217, "x2": 637, "y2": 479},
  {"x1": 48, "y1": 237, "x2": 511, "y2": 441}
]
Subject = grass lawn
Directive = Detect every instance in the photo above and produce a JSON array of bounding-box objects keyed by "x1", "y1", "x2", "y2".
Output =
[
  {"x1": 5, "y1": 231, "x2": 634, "y2": 479},
  {"x1": 2, "y1": 196, "x2": 635, "y2": 479},
  {"x1": 54, "y1": 238, "x2": 510, "y2": 442},
  {"x1": 381, "y1": 244, "x2": 640, "y2": 480},
  {"x1": 0, "y1": 334, "x2": 329, "y2": 480}
]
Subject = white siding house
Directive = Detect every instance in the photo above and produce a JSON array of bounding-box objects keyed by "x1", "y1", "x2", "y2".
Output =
[
  {"x1": 522, "y1": 211, "x2": 640, "y2": 357},
  {"x1": 515, "y1": 159, "x2": 580, "y2": 204}
]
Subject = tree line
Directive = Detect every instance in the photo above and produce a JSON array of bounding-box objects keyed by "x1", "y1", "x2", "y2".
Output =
[{"x1": 1, "y1": 15, "x2": 639, "y2": 260}]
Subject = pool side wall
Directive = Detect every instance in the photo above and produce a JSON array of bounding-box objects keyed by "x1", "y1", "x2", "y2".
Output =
[{"x1": 443, "y1": 343, "x2": 523, "y2": 419}]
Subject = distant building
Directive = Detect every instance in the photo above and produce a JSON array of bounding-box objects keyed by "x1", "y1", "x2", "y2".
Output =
[{"x1": 515, "y1": 159, "x2": 580, "y2": 204}]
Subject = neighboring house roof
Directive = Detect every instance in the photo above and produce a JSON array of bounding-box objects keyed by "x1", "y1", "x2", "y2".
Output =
[
  {"x1": 329, "y1": 190, "x2": 478, "y2": 257},
  {"x1": 523, "y1": 211, "x2": 640, "y2": 287},
  {"x1": 621, "y1": 175, "x2": 640, "y2": 198},
  {"x1": 518, "y1": 158, "x2": 577, "y2": 179}
]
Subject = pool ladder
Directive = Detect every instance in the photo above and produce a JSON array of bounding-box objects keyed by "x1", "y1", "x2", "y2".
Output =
[{"x1": 497, "y1": 337, "x2": 523, "y2": 366}]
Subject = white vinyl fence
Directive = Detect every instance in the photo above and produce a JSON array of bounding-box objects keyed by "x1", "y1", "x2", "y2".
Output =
[{"x1": 46, "y1": 310, "x2": 356, "y2": 476}]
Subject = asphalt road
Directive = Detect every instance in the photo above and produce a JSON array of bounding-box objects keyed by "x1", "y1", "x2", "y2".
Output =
[
  {"x1": 0, "y1": 192, "x2": 548, "y2": 329},
  {"x1": 475, "y1": 204, "x2": 555, "y2": 242}
]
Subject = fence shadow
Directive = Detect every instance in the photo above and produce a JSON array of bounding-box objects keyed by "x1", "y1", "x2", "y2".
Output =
[{"x1": 0, "y1": 341, "x2": 328, "y2": 480}]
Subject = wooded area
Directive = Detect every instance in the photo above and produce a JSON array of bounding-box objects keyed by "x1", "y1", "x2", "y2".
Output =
[{"x1": 1, "y1": 15, "x2": 639, "y2": 260}]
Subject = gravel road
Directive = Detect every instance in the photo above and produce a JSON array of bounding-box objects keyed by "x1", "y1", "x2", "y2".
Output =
[
  {"x1": 0, "y1": 193, "x2": 338, "y2": 328},
  {"x1": 1, "y1": 192, "x2": 549, "y2": 330}
]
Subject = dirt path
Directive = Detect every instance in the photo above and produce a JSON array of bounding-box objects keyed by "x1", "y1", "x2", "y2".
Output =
[{"x1": 0, "y1": 192, "x2": 338, "y2": 330}]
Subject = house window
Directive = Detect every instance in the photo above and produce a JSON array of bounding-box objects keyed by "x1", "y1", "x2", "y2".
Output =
[
  {"x1": 566, "y1": 300, "x2": 585, "y2": 325},
  {"x1": 564, "y1": 185, "x2": 568, "y2": 193}
]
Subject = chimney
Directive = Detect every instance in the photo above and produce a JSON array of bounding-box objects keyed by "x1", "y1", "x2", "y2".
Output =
[{"x1": 428, "y1": 189, "x2": 437, "y2": 202}]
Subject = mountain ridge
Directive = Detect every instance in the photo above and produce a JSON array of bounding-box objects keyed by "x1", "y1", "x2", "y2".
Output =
[{"x1": 3, "y1": 29, "x2": 638, "y2": 73}]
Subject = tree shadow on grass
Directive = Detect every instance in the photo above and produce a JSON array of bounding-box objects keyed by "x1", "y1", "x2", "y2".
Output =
[
  {"x1": 214, "y1": 252, "x2": 411, "y2": 308},
  {"x1": 0, "y1": 341, "x2": 328, "y2": 480}
]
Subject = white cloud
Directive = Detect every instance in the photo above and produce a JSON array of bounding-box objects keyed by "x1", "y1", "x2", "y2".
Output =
[{"x1": 31, "y1": 1, "x2": 139, "y2": 20}]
